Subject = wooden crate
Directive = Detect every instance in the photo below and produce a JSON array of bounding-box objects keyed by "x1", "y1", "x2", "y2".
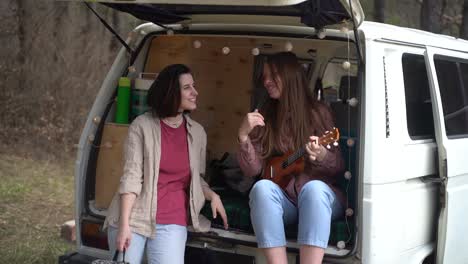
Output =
[{"x1": 95, "y1": 123, "x2": 128, "y2": 209}]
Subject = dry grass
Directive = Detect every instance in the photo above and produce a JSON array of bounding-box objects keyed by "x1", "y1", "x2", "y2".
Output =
[{"x1": 0, "y1": 154, "x2": 75, "y2": 263}]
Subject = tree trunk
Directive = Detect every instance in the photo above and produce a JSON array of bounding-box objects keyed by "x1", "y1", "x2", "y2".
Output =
[
  {"x1": 461, "y1": 0, "x2": 468, "y2": 39},
  {"x1": 420, "y1": 0, "x2": 443, "y2": 33},
  {"x1": 374, "y1": 0, "x2": 385, "y2": 23}
]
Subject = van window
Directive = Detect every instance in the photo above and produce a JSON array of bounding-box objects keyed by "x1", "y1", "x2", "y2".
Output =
[
  {"x1": 322, "y1": 60, "x2": 357, "y2": 102},
  {"x1": 434, "y1": 55, "x2": 468, "y2": 137},
  {"x1": 402, "y1": 53, "x2": 435, "y2": 140}
]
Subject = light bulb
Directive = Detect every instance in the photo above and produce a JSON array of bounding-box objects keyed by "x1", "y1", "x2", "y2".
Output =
[
  {"x1": 92, "y1": 116, "x2": 101, "y2": 124},
  {"x1": 344, "y1": 171, "x2": 352, "y2": 180},
  {"x1": 347, "y1": 138, "x2": 355, "y2": 147},
  {"x1": 193, "y1": 40, "x2": 202, "y2": 49},
  {"x1": 317, "y1": 29, "x2": 326, "y2": 39},
  {"x1": 284, "y1": 41, "x2": 293, "y2": 51},
  {"x1": 251, "y1": 48, "x2": 260, "y2": 56},
  {"x1": 346, "y1": 208, "x2": 354, "y2": 217},
  {"x1": 166, "y1": 29, "x2": 174, "y2": 35},
  {"x1": 342, "y1": 61, "x2": 351, "y2": 70},
  {"x1": 347, "y1": 97, "x2": 359, "y2": 107},
  {"x1": 337, "y1": 241, "x2": 346, "y2": 249},
  {"x1": 222, "y1": 47, "x2": 230, "y2": 55}
]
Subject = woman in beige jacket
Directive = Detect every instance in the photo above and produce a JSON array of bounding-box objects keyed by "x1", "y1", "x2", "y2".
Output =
[{"x1": 104, "y1": 64, "x2": 228, "y2": 264}]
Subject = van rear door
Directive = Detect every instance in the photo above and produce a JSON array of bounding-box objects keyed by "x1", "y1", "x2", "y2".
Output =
[
  {"x1": 60, "y1": 0, "x2": 364, "y2": 29},
  {"x1": 424, "y1": 47, "x2": 468, "y2": 264}
]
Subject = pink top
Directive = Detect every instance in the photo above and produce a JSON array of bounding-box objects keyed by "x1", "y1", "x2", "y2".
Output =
[{"x1": 156, "y1": 119, "x2": 191, "y2": 226}]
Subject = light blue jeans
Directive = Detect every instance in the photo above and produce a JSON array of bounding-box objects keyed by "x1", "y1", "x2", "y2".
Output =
[
  {"x1": 107, "y1": 224, "x2": 187, "y2": 264},
  {"x1": 249, "y1": 179, "x2": 343, "y2": 249}
]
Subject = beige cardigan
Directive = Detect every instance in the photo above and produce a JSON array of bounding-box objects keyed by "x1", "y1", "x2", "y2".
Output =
[{"x1": 104, "y1": 112, "x2": 211, "y2": 238}]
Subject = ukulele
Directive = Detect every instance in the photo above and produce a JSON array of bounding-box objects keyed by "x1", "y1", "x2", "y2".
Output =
[{"x1": 261, "y1": 128, "x2": 340, "y2": 189}]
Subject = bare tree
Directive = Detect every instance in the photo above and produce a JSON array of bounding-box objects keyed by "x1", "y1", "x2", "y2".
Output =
[
  {"x1": 374, "y1": 0, "x2": 385, "y2": 22},
  {"x1": 420, "y1": 0, "x2": 443, "y2": 33},
  {"x1": 461, "y1": 0, "x2": 468, "y2": 39}
]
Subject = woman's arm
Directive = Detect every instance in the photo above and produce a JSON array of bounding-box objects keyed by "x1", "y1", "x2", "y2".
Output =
[
  {"x1": 237, "y1": 110, "x2": 265, "y2": 177},
  {"x1": 305, "y1": 144, "x2": 345, "y2": 178},
  {"x1": 304, "y1": 104, "x2": 345, "y2": 178},
  {"x1": 118, "y1": 122, "x2": 145, "y2": 195},
  {"x1": 116, "y1": 121, "x2": 145, "y2": 250},
  {"x1": 199, "y1": 129, "x2": 228, "y2": 229},
  {"x1": 237, "y1": 137, "x2": 263, "y2": 177},
  {"x1": 116, "y1": 193, "x2": 137, "y2": 251}
]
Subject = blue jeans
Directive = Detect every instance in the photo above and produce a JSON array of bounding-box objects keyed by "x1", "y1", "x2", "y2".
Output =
[
  {"x1": 249, "y1": 179, "x2": 343, "y2": 249},
  {"x1": 107, "y1": 224, "x2": 187, "y2": 264}
]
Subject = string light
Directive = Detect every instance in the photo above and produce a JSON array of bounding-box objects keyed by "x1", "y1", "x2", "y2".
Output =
[
  {"x1": 342, "y1": 61, "x2": 351, "y2": 70},
  {"x1": 166, "y1": 29, "x2": 174, "y2": 36},
  {"x1": 222, "y1": 47, "x2": 230, "y2": 55},
  {"x1": 284, "y1": 41, "x2": 293, "y2": 51},
  {"x1": 251, "y1": 48, "x2": 260, "y2": 56},
  {"x1": 346, "y1": 138, "x2": 355, "y2": 147},
  {"x1": 128, "y1": 66, "x2": 136, "y2": 73},
  {"x1": 337, "y1": 241, "x2": 346, "y2": 250},
  {"x1": 345, "y1": 208, "x2": 354, "y2": 217},
  {"x1": 347, "y1": 98, "x2": 359, "y2": 107},
  {"x1": 193, "y1": 40, "x2": 202, "y2": 49},
  {"x1": 344, "y1": 171, "x2": 352, "y2": 180},
  {"x1": 317, "y1": 29, "x2": 326, "y2": 39},
  {"x1": 92, "y1": 116, "x2": 101, "y2": 124}
]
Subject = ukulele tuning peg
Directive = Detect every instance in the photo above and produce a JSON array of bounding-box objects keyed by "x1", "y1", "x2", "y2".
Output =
[{"x1": 333, "y1": 141, "x2": 339, "y2": 146}]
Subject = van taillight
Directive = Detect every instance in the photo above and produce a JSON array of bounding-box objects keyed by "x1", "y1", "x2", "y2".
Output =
[{"x1": 81, "y1": 220, "x2": 109, "y2": 250}]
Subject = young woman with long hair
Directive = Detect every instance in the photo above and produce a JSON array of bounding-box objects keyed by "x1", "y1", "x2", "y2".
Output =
[{"x1": 237, "y1": 52, "x2": 344, "y2": 264}]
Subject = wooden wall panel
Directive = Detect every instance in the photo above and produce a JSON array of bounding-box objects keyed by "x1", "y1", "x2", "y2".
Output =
[{"x1": 144, "y1": 35, "x2": 255, "y2": 160}]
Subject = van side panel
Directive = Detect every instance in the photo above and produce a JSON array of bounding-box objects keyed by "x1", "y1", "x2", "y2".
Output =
[{"x1": 361, "y1": 40, "x2": 437, "y2": 264}]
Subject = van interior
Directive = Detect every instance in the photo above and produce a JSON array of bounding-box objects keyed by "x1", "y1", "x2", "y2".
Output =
[{"x1": 81, "y1": 30, "x2": 360, "y2": 258}]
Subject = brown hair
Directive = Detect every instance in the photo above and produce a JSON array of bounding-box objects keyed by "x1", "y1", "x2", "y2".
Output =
[
  {"x1": 147, "y1": 64, "x2": 192, "y2": 118},
  {"x1": 253, "y1": 52, "x2": 332, "y2": 158}
]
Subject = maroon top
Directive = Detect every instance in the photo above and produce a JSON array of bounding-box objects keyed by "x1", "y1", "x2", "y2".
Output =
[
  {"x1": 237, "y1": 103, "x2": 345, "y2": 206},
  {"x1": 156, "y1": 119, "x2": 191, "y2": 226}
]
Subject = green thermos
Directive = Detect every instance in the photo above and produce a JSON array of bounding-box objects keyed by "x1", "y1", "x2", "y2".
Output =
[{"x1": 115, "y1": 77, "x2": 131, "y2": 124}]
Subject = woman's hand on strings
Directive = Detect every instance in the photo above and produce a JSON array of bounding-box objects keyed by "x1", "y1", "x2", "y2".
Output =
[{"x1": 305, "y1": 136, "x2": 327, "y2": 163}]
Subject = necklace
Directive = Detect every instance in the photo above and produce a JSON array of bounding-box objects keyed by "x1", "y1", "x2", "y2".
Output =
[{"x1": 162, "y1": 116, "x2": 183, "y2": 128}]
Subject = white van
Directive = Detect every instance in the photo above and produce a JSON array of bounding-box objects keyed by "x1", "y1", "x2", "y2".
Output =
[{"x1": 59, "y1": 1, "x2": 468, "y2": 263}]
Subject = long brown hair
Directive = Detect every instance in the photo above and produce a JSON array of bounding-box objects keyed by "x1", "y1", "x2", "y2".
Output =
[{"x1": 252, "y1": 52, "x2": 331, "y2": 158}]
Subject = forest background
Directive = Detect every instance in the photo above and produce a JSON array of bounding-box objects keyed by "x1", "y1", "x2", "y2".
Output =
[{"x1": 1, "y1": 0, "x2": 467, "y2": 159}]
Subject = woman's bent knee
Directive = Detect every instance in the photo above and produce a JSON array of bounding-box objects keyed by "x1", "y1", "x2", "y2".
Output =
[
  {"x1": 249, "y1": 179, "x2": 278, "y2": 200},
  {"x1": 299, "y1": 181, "x2": 335, "y2": 206}
]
